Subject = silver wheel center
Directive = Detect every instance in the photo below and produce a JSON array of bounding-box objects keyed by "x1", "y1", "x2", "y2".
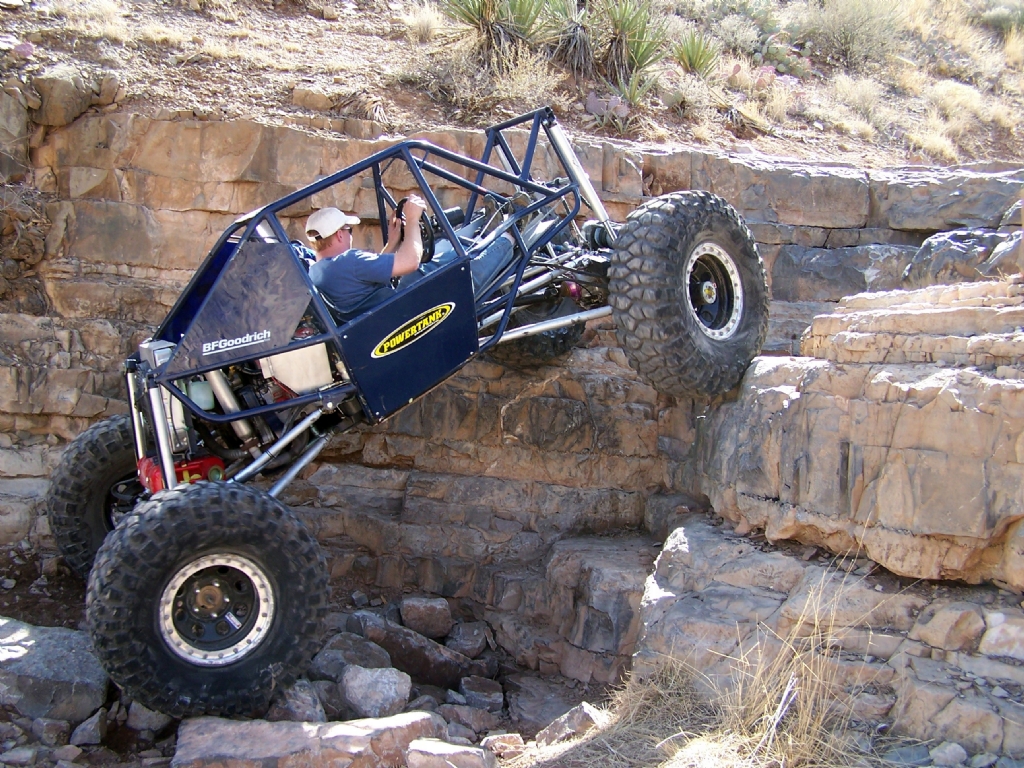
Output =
[
  {"x1": 684, "y1": 242, "x2": 744, "y2": 341},
  {"x1": 159, "y1": 553, "x2": 275, "y2": 667},
  {"x1": 701, "y1": 281, "x2": 717, "y2": 304}
]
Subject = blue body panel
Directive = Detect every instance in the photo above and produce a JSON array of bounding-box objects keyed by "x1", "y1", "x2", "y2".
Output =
[
  {"x1": 340, "y1": 258, "x2": 477, "y2": 421},
  {"x1": 165, "y1": 242, "x2": 313, "y2": 376}
]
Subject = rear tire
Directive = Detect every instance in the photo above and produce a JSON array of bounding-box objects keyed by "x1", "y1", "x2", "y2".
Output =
[
  {"x1": 485, "y1": 298, "x2": 586, "y2": 368},
  {"x1": 46, "y1": 414, "x2": 142, "y2": 577},
  {"x1": 87, "y1": 482, "x2": 328, "y2": 718},
  {"x1": 609, "y1": 191, "x2": 768, "y2": 397}
]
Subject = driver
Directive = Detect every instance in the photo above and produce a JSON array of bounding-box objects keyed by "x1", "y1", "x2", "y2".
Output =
[{"x1": 304, "y1": 196, "x2": 425, "y2": 316}]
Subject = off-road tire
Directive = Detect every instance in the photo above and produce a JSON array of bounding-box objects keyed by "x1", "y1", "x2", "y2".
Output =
[
  {"x1": 46, "y1": 414, "x2": 141, "y2": 577},
  {"x1": 609, "y1": 191, "x2": 768, "y2": 397},
  {"x1": 486, "y1": 298, "x2": 586, "y2": 368},
  {"x1": 87, "y1": 482, "x2": 328, "y2": 718}
]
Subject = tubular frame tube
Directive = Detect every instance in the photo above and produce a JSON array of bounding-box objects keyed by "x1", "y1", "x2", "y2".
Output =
[
  {"x1": 481, "y1": 306, "x2": 612, "y2": 345},
  {"x1": 230, "y1": 410, "x2": 324, "y2": 484},
  {"x1": 147, "y1": 385, "x2": 178, "y2": 490},
  {"x1": 125, "y1": 369, "x2": 147, "y2": 462},
  {"x1": 268, "y1": 433, "x2": 331, "y2": 498},
  {"x1": 206, "y1": 369, "x2": 256, "y2": 444}
]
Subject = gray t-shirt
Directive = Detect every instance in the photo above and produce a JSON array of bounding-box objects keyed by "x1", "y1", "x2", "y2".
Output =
[{"x1": 309, "y1": 249, "x2": 395, "y2": 314}]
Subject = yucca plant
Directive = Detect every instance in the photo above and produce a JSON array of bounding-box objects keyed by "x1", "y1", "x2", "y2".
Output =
[
  {"x1": 599, "y1": 0, "x2": 667, "y2": 85},
  {"x1": 546, "y1": 0, "x2": 596, "y2": 80},
  {"x1": 673, "y1": 29, "x2": 721, "y2": 79},
  {"x1": 441, "y1": 0, "x2": 546, "y2": 66},
  {"x1": 613, "y1": 70, "x2": 659, "y2": 108}
]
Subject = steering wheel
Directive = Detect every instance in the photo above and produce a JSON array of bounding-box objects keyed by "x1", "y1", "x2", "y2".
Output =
[{"x1": 394, "y1": 197, "x2": 435, "y2": 264}]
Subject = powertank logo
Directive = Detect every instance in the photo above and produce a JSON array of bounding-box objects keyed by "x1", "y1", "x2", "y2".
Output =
[
  {"x1": 372, "y1": 303, "x2": 454, "y2": 359},
  {"x1": 202, "y1": 330, "x2": 271, "y2": 356}
]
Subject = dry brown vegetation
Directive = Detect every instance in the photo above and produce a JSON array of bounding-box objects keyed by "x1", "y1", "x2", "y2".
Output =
[
  {"x1": 2, "y1": 0, "x2": 1023, "y2": 167},
  {"x1": 506, "y1": 568, "x2": 921, "y2": 768}
]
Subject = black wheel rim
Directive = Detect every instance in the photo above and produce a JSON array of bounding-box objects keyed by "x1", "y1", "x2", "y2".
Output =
[
  {"x1": 684, "y1": 242, "x2": 744, "y2": 340},
  {"x1": 159, "y1": 554, "x2": 275, "y2": 666}
]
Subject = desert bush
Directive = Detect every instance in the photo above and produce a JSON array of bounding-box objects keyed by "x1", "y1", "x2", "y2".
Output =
[
  {"x1": 665, "y1": 72, "x2": 714, "y2": 119},
  {"x1": 799, "y1": 0, "x2": 905, "y2": 69},
  {"x1": 546, "y1": 0, "x2": 596, "y2": 79},
  {"x1": 599, "y1": 0, "x2": 667, "y2": 84},
  {"x1": 715, "y1": 13, "x2": 761, "y2": 55},
  {"x1": 672, "y1": 29, "x2": 721, "y2": 79},
  {"x1": 977, "y1": 3, "x2": 1024, "y2": 35}
]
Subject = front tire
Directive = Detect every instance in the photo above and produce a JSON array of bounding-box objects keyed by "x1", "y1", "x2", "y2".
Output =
[
  {"x1": 46, "y1": 414, "x2": 143, "y2": 577},
  {"x1": 86, "y1": 482, "x2": 328, "y2": 718},
  {"x1": 609, "y1": 191, "x2": 768, "y2": 397}
]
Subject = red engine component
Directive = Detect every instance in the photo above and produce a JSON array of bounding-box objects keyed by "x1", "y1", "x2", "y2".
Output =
[{"x1": 138, "y1": 455, "x2": 227, "y2": 494}]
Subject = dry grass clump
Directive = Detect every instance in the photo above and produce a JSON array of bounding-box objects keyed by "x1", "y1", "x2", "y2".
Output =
[
  {"x1": 1005, "y1": 26, "x2": 1024, "y2": 65},
  {"x1": 508, "y1": 572, "x2": 900, "y2": 768},
  {"x1": 137, "y1": 23, "x2": 188, "y2": 46},
  {"x1": 50, "y1": 0, "x2": 129, "y2": 42},
  {"x1": 926, "y1": 79, "x2": 989, "y2": 120},
  {"x1": 832, "y1": 75, "x2": 883, "y2": 121},
  {"x1": 407, "y1": 40, "x2": 566, "y2": 120},
  {"x1": 405, "y1": 2, "x2": 445, "y2": 43}
]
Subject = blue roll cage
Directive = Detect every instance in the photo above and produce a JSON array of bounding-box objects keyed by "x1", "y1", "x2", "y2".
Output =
[{"x1": 141, "y1": 107, "x2": 591, "y2": 428}]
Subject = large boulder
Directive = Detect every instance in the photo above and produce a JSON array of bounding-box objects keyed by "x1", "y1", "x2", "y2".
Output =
[
  {"x1": 902, "y1": 229, "x2": 1018, "y2": 287},
  {"x1": 0, "y1": 617, "x2": 108, "y2": 722},
  {"x1": 172, "y1": 712, "x2": 447, "y2": 768},
  {"x1": 699, "y1": 278, "x2": 1024, "y2": 589},
  {"x1": 771, "y1": 243, "x2": 918, "y2": 301},
  {"x1": 30, "y1": 65, "x2": 95, "y2": 127}
]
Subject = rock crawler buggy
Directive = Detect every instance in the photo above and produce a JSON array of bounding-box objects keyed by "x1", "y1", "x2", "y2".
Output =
[{"x1": 46, "y1": 108, "x2": 769, "y2": 717}]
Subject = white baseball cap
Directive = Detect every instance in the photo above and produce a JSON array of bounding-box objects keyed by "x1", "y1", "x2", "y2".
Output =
[{"x1": 306, "y1": 208, "x2": 361, "y2": 241}]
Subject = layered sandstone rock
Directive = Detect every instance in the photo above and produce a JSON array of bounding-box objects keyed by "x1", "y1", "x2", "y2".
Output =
[
  {"x1": 699, "y1": 278, "x2": 1024, "y2": 589},
  {"x1": 635, "y1": 515, "x2": 1024, "y2": 756}
]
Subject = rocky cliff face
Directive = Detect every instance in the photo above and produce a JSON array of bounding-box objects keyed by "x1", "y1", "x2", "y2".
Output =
[
  {"x1": 700, "y1": 279, "x2": 1024, "y2": 590},
  {"x1": 3, "y1": 101, "x2": 1024, "y2": 755}
]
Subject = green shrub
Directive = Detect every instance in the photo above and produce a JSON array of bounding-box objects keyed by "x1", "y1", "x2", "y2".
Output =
[
  {"x1": 799, "y1": 0, "x2": 905, "y2": 70},
  {"x1": 599, "y1": 0, "x2": 667, "y2": 84},
  {"x1": 613, "y1": 70, "x2": 660, "y2": 107},
  {"x1": 978, "y1": 4, "x2": 1024, "y2": 35},
  {"x1": 441, "y1": 0, "x2": 546, "y2": 64},
  {"x1": 672, "y1": 29, "x2": 721, "y2": 78}
]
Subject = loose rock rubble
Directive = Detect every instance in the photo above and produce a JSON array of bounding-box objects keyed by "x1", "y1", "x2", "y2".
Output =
[{"x1": 0, "y1": 592, "x2": 611, "y2": 768}]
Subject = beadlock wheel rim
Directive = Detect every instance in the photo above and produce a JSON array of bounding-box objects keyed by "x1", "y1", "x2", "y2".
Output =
[
  {"x1": 684, "y1": 242, "x2": 744, "y2": 340},
  {"x1": 159, "y1": 553, "x2": 275, "y2": 667}
]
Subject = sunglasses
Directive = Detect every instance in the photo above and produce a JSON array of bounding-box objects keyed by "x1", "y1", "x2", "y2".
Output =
[{"x1": 340, "y1": 226, "x2": 353, "y2": 233}]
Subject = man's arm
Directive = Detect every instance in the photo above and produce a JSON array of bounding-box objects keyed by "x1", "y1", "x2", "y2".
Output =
[
  {"x1": 390, "y1": 195, "x2": 425, "y2": 278},
  {"x1": 382, "y1": 215, "x2": 402, "y2": 255}
]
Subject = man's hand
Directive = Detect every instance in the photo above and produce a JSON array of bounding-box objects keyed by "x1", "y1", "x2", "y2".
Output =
[
  {"x1": 390, "y1": 194, "x2": 427, "y2": 278},
  {"x1": 402, "y1": 194, "x2": 426, "y2": 223}
]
